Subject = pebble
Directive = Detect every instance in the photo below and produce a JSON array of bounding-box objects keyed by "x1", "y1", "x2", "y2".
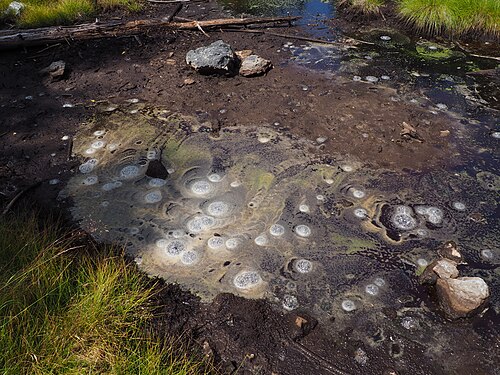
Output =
[
  {"x1": 380, "y1": 35, "x2": 392, "y2": 41},
  {"x1": 61, "y1": 135, "x2": 69, "y2": 141}
]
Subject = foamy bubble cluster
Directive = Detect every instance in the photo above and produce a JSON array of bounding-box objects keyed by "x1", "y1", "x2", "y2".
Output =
[
  {"x1": 208, "y1": 236, "x2": 225, "y2": 250},
  {"x1": 102, "y1": 181, "x2": 122, "y2": 191},
  {"x1": 295, "y1": 224, "x2": 311, "y2": 238},
  {"x1": 149, "y1": 178, "x2": 166, "y2": 187},
  {"x1": 233, "y1": 270, "x2": 262, "y2": 289},
  {"x1": 391, "y1": 205, "x2": 417, "y2": 230},
  {"x1": 144, "y1": 190, "x2": 162, "y2": 203},
  {"x1": 415, "y1": 205, "x2": 443, "y2": 225},
  {"x1": 282, "y1": 295, "x2": 299, "y2": 311},
  {"x1": 254, "y1": 234, "x2": 269, "y2": 246},
  {"x1": 79, "y1": 159, "x2": 98, "y2": 174},
  {"x1": 365, "y1": 284, "x2": 379, "y2": 296},
  {"x1": 120, "y1": 165, "x2": 140, "y2": 179},
  {"x1": 181, "y1": 250, "x2": 199, "y2": 265},
  {"x1": 190, "y1": 180, "x2": 212, "y2": 195},
  {"x1": 82, "y1": 176, "x2": 98, "y2": 185},
  {"x1": 208, "y1": 173, "x2": 222, "y2": 182},
  {"x1": 269, "y1": 224, "x2": 285, "y2": 237},
  {"x1": 341, "y1": 299, "x2": 357, "y2": 312},
  {"x1": 294, "y1": 259, "x2": 313, "y2": 273},
  {"x1": 187, "y1": 215, "x2": 215, "y2": 233},
  {"x1": 207, "y1": 201, "x2": 230, "y2": 217},
  {"x1": 354, "y1": 208, "x2": 368, "y2": 219},
  {"x1": 164, "y1": 240, "x2": 186, "y2": 256}
]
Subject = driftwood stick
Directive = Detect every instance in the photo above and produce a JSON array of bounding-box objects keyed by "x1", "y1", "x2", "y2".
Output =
[
  {"x1": 1, "y1": 181, "x2": 43, "y2": 216},
  {"x1": 0, "y1": 16, "x2": 301, "y2": 50},
  {"x1": 166, "y1": 3, "x2": 183, "y2": 23}
]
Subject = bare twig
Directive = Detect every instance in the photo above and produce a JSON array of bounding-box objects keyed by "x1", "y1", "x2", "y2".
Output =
[
  {"x1": 166, "y1": 3, "x2": 183, "y2": 23},
  {"x1": 2, "y1": 181, "x2": 43, "y2": 216}
]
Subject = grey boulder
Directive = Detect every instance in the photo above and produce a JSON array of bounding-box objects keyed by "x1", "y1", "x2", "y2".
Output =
[
  {"x1": 4, "y1": 1, "x2": 25, "y2": 17},
  {"x1": 186, "y1": 40, "x2": 238, "y2": 75}
]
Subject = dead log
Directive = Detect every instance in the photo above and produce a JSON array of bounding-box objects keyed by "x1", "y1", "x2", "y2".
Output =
[{"x1": 0, "y1": 16, "x2": 300, "y2": 50}]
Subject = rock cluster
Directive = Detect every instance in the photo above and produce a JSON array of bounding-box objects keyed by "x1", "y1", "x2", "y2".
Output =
[
  {"x1": 420, "y1": 242, "x2": 490, "y2": 319},
  {"x1": 186, "y1": 40, "x2": 272, "y2": 77}
]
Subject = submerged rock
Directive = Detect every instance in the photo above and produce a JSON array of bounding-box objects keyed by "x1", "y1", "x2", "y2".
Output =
[
  {"x1": 436, "y1": 277, "x2": 489, "y2": 319},
  {"x1": 186, "y1": 40, "x2": 239, "y2": 75},
  {"x1": 239, "y1": 55, "x2": 273, "y2": 77}
]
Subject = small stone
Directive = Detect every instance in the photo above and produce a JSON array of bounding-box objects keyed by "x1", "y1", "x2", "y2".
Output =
[
  {"x1": 436, "y1": 277, "x2": 489, "y2": 319},
  {"x1": 186, "y1": 40, "x2": 239, "y2": 75},
  {"x1": 440, "y1": 130, "x2": 450, "y2": 137},
  {"x1": 184, "y1": 78, "x2": 195, "y2": 85},
  {"x1": 235, "y1": 49, "x2": 253, "y2": 59},
  {"x1": 354, "y1": 348, "x2": 368, "y2": 365},
  {"x1": 40, "y1": 60, "x2": 66, "y2": 81},
  {"x1": 239, "y1": 55, "x2": 273, "y2": 77},
  {"x1": 432, "y1": 259, "x2": 459, "y2": 279}
]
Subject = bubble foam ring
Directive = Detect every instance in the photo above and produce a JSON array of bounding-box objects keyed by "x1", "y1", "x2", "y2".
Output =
[
  {"x1": 374, "y1": 277, "x2": 386, "y2": 287},
  {"x1": 102, "y1": 181, "x2": 122, "y2": 191},
  {"x1": 365, "y1": 284, "x2": 379, "y2": 296},
  {"x1": 120, "y1": 165, "x2": 140, "y2": 180},
  {"x1": 208, "y1": 173, "x2": 222, "y2": 182},
  {"x1": 295, "y1": 225, "x2": 311, "y2": 238},
  {"x1": 181, "y1": 250, "x2": 199, "y2": 265},
  {"x1": 354, "y1": 208, "x2": 368, "y2": 219},
  {"x1": 93, "y1": 130, "x2": 106, "y2": 136},
  {"x1": 187, "y1": 215, "x2": 215, "y2": 234},
  {"x1": 254, "y1": 234, "x2": 269, "y2": 246},
  {"x1": 207, "y1": 201, "x2": 230, "y2": 217},
  {"x1": 299, "y1": 204, "x2": 310, "y2": 213},
  {"x1": 391, "y1": 206, "x2": 417, "y2": 230},
  {"x1": 269, "y1": 224, "x2": 285, "y2": 237},
  {"x1": 91, "y1": 140, "x2": 106, "y2": 149},
  {"x1": 351, "y1": 189, "x2": 366, "y2": 199},
  {"x1": 83, "y1": 176, "x2": 98, "y2": 185},
  {"x1": 164, "y1": 240, "x2": 186, "y2": 257},
  {"x1": 282, "y1": 295, "x2": 299, "y2": 311},
  {"x1": 208, "y1": 236, "x2": 225, "y2": 250},
  {"x1": 341, "y1": 299, "x2": 357, "y2": 312},
  {"x1": 452, "y1": 202, "x2": 466, "y2": 211},
  {"x1": 190, "y1": 180, "x2": 213, "y2": 196},
  {"x1": 79, "y1": 159, "x2": 98, "y2": 174},
  {"x1": 233, "y1": 270, "x2": 262, "y2": 290},
  {"x1": 225, "y1": 238, "x2": 239, "y2": 249},
  {"x1": 145, "y1": 190, "x2": 162, "y2": 204},
  {"x1": 294, "y1": 259, "x2": 313, "y2": 273},
  {"x1": 149, "y1": 178, "x2": 166, "y2": 187}
]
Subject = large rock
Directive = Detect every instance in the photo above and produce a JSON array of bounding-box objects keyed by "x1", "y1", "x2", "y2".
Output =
[
  {"x1": 436, "y1": 277, "x2": 490, "y2": 319},
  {"x1": 186, "y1": 40, "x2": 239, "y2": 75},
  {"x1": 239, "y1": 55, "x2": 272, "y2": 77}
]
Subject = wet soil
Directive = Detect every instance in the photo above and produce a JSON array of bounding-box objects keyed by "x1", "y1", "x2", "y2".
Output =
[{"x1": 0, "y1": 1, "x2": 498, "y2": 374}]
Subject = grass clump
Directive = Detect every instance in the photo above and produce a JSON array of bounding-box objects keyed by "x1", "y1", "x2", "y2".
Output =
[
  {"x1": 0, "y1": 0, "x2": 143, "y2": 28},
  {"x1": 0, "y1": 212, "x2": 213, "y2": 374},
  {"x1": 398, "y1": 0, "x2": 500, "y2": 37},
  {"x1": 339, "y1": 0, "x2": 385, "y2": 15}
]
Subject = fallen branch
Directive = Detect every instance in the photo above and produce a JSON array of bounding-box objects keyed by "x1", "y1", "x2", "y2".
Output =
[
  {"x1": 1, "y1": 181, "x2": 43, "y2": 216},
  {"x1": 456, "y1": 42, "x2": 500, "y2": 62},
  {"x1": 0, "y1": 16, "x2": 300, "y2": 50}
]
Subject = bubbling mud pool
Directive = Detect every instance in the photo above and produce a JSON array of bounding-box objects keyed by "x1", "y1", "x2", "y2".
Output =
[{"x1": 63, "y1": 107, "x2": 499, "y2": 372}]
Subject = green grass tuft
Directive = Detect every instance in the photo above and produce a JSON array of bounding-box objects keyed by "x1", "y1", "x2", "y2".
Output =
[
  {"x1": 339, "y1": 0, "x2": 385, "y2": 15},
  {"x1": 0, "y1": 212, "x2": 214, "y2": 374},
  {"x1": 0, "y1": 0, "x2": 143, "y2": 28},
  {"x1": 397, "y1": 0, "x2": 500, "y2": 37}
]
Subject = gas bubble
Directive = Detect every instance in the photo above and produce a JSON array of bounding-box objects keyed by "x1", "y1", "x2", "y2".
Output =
[
  {"x1": 79, "y1": 159, "x2": 98, "y2": 174},
  {"x1": 91, "y1": 140, "x2": 106, "y2": 149},
  {"x1": 353, "y1": 208, "x2": 368, "y2": 219},
  {"x1": 365, "y1": 284, "x2": 379, "y2": 296},
  {"x1": 269, "y1": 224, "x2": 285, "y2": 237},
  {"x1": 351, "y1": 188, "x2": 366, "y2": 199},
  {"x1": 481, "y1": 249, "x2": 494, "y2": 260},
  {"x1": 452, "y1": 202, "x2": 466, "y2": 211},
  {"x1": 295, "y1": 224, "x2": 311, "y2": 237},
  {"x1": 391, "y1": 206, "x2": 417, "y2": 230},
  {"x1": 82, "y1": 176, "x2": 98, "y2": 185},
  {"x1": 120, "y1": 165, "x2": 140, "y2": 179},
  {"x1": 282, "y1": 295, "x2": 299, "y2": 311},
  {"x1": 208, "y1": 236, "x2": 225, "y2": 250},
  {"x1": 93, "y1": 130, "x2": 106, "y2": 136},
  {"x1": 149, "y1": 178, "x2": 166, "y2": 187},
  {"x1": 341, "y1": 299, "x2": 357, "y2": 312},
  {"x1": 299, "y1": 204, "x2": 310, "y2": 213},
  {"x1": 145, "y1": 190, "x2": 162, "y2": 204},
  {"x1": 164, "y1": 240, "x2": 185, "y2": 256},
  {"x1": 233, "y1": 271, "x2": 262, "y2": 289},
  {"x1": 374, "y1": 278, "x2": 386, "y2": 287},
  {"x1": 207, "y1": 201, "x2": 230, "y2": 217},
  {"x1": 225, "y1": 238, "x2": 239, "y2": 249},
  {"x1": 417, "y1": 258, "x2": 428, "y2": 267},
  {"x1": 208, "y1": 173, "x2": 222, "y2": 182},
  {"x1": 187, "y1": 215, "x2": 215, "y2": 233},
  {"x1": 85, "y1": 148, "x2": 96, "y2": 155},
  {"x1": 190, "y1": 180, "x2": 212, "y2": 195},
  {"x1": 254, "y1": 234, "x2": 268, "y2": 246},
  {"x1": 294, "y1": 259, "x2": 313, "y2": 273},
  {"x1": 181, "y1": 250, "x2": 199, "y2": 265},
  {"x1": 102, "y1": 181, "x2": 122, "y2": 191}
]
